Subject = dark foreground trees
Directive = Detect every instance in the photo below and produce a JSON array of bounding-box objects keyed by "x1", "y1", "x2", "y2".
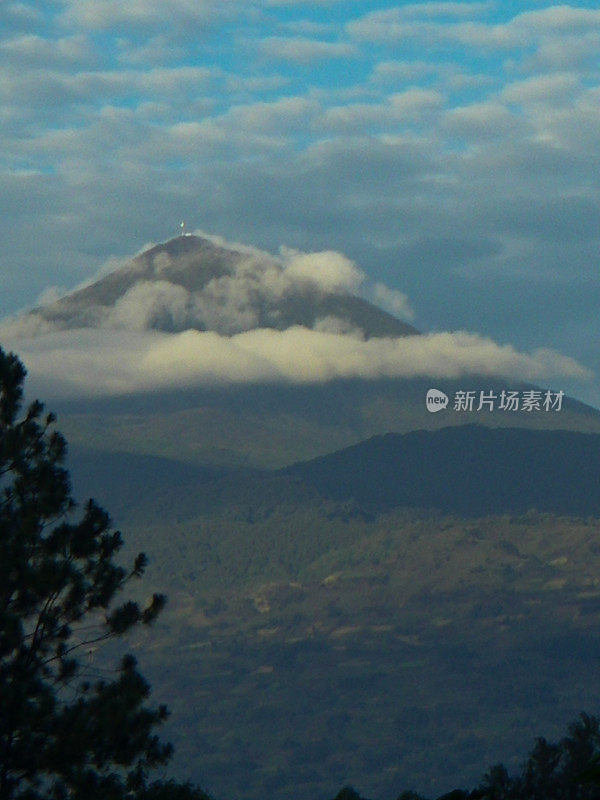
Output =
[{"x1": 0, "y1": 346, "x2": 208, "y2": 800}]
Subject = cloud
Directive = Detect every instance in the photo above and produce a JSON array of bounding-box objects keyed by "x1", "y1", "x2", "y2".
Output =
[
  {"x1": 319, "y1": 90, "x2": 443, "y2": 133},
  {"x1": 279, "y1": 248, "x2": 364, "y2": 293},
  {"x1": 0, "y1": 34, "x2": 94, "y2": 68},
  {"x1": 442, "y1": 102, "x2": 522, "y2": 141},
  {"x1": 224, "y1": 96, "x2": 320, "y2": 134},
  {"x1": 346, "y1": 12, "x2": 516, "y2": 49},
  {"x1": 264, "y1": 0, "x2": 346, "y2": 5},
  {"x1": 0, "y1": 66, "x2": 215, "y2": 115},
  {"x1": 59, "y1": 0, "x2": 237, "y2": 32},
  {"x1": 312, "y1": 316, "x2": 363, "y2": 336},
  {"x1": 396, "y1": 3, "x2": 493, "y2": 19},
  {"x1": 347, "y1": 6, "x2": 600, "y2": 50},
  {"x1": 2, "y1": 326, "x2": 589, "y2": 401},
  {"x1": 371, "y1": 60, "x2": 441, "y2": 83},
  {"x1": 371, "y1": 283, "x2": 415, "y2": 322},
  {"x1": 502, "y1": 73, "x2": 580, "y2": 106},
  {"x1": 36, "y1": 285, "x2": 69, "y2": 307},
  {"x1": 0, "y1": 314, "x2": 58, "y2": 340},
  {"x1": 108, "y1": 280, "x2": 192, "y2": 331},
  {"x1": 146, "y1": 243, "x2": 367, "y2": 334},
  {"x1": 259, "y1": 37, "x2": 356, "y2": 63},
  {"x1": 1, "y1": 3, "x2": 42, "y2": 27},
  {"x1": 513, "y1": 7, "x2": 600, "y2": 34}
]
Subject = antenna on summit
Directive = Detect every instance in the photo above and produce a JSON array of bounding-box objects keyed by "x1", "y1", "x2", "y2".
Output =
[{"x1": 179, "y1": 220, "x2": 186, "y2": 237}]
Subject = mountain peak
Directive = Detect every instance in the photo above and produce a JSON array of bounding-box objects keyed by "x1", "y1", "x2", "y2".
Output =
[{"x1": 134, "y1": 233, "x2": 250, "y2": 273}]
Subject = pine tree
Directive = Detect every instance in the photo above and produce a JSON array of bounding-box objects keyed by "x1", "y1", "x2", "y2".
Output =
[{"x1": 0, "y1": 346, "x2": 173, "y2": 799}]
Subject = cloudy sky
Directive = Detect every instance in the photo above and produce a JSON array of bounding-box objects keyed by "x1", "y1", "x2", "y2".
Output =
[{"x1": 1, "y1": 1, "x2": 599, "y2": 404}]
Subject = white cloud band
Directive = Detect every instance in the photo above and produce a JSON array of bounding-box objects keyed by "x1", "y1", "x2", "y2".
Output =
[{"x1": 2, "y1": 326, "x2": 590, "y2": 401}]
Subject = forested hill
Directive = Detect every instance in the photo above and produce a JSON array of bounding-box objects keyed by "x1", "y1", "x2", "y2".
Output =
[
  {"x1": 282, "y1": 425, "x2": 600, "y2": 517},
  {"x1": 68, "y1": 425, "x2": 600, "y2": 523}
]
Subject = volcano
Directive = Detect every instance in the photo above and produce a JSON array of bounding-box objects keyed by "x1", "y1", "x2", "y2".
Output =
[
  {"x1": 4, "y1": 232, "x2": 599, "y2": 468},
  {"x1": 33, "y1": 234, "x2": 418, "y2": 338}
]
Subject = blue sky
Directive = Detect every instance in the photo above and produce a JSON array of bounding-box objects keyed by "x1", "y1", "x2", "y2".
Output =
[{"x1": 1, "y1": 1, "x2": 600, "y2": 405}]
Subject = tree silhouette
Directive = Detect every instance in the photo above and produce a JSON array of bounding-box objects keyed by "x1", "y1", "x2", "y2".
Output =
[
  {"x1": 139, "y1": 780, "x2": 212, "y2": 799},
  {"x1": 333, "y1": 788, "x2": 370, "y2": 800},
  {"x1": 474, "y1": 763, "x2": 516, "y2": 799},
  {"x1": 0, "y1": 346, "x2": 182, "y2": 799}
]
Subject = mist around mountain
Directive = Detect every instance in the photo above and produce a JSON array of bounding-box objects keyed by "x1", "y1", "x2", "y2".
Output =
[{"x1": 0, "y1": 234, "x2": 590, "y2": 403}]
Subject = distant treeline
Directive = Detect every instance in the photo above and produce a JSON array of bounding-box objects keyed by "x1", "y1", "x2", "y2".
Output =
[{"x1": 328, "y1": 712, "x2": 600, "y2": 800}]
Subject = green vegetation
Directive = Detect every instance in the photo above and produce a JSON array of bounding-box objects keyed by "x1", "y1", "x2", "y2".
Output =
[
  {"x1": 115, "y1": 494, "x2": 600, "y2": 799},
  {"x1": 0, "y1": 347, "x2": 208, "y2": 800}
]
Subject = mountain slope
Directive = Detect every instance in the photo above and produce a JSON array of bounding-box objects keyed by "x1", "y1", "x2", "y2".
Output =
[
  {"x1": 67, "y1": 424, "x2": 600, "y2": 572},
  {"x1": 283, "y1": 425, "x2": 600, "y2": 516},
  {"x1": 56, "y1": 377, "x2": 600, "y2": 470}
]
